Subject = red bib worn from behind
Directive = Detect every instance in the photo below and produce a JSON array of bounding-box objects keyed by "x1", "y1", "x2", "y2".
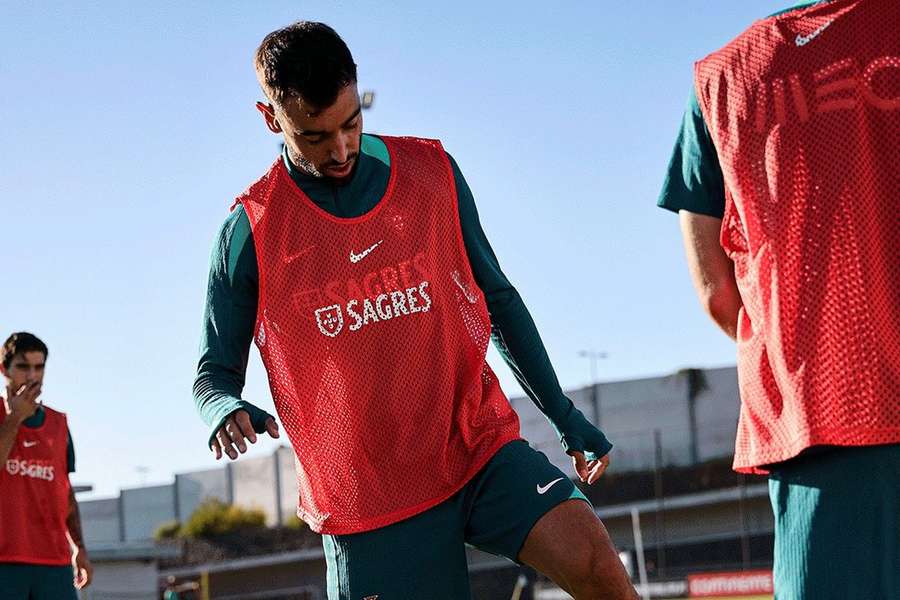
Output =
[
  {"x1": 0, "y1": 406, "x2": 72, "y2": 565},
  {"x1": 238, "y1": 136, "x2": 521, "y2": 534},
  {"x1": 694, "y1": 0, "x2": 900, "y2": 472}
]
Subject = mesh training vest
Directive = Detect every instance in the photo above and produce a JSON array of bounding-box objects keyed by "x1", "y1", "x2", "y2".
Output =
[
  {"x1": 238, "y1": 136, "x2": 521, "y2": 533},
  {"x1": 0, "y1": 406, "x2": 72, "y2": 565},
  {"x1": 694, "y1": 0, "x2": 900, "y2": 473}
]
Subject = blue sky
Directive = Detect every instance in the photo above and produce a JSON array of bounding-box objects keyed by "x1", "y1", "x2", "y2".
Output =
[{"x1": 2, "y1": 1, "x2": 791, "y2": 498}]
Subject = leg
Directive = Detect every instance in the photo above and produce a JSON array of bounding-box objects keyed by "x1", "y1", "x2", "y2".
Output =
[
  {"x1": 518, "y1": 499, "x2": 638, "y2": 600},
  {"x1": 463, "y1": 440, "x2": 637, "y2": 600},
  {"x1": 323, "y1": 496, "x2": 471, "y2": 600},
  {"x1": 28, "y1": 565, "x2": 79, "y2": 600},
  {"x1": 769, "y1": 444, "x2": 900, "y2": 600},
  {"x1": 0, "y1": 563, "x2": 31, "y2": 599}
]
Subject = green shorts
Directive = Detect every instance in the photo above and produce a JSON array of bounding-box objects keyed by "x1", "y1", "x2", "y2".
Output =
[
  {"x1": 0, "y1": 563, "x2": 78, "y2": 600},
  {"x1": 323, "y1": 439, "x2": 587, "y2": 600},
  {"x1": 769, "y1": 444, "x2": 899, "y2": 600}
]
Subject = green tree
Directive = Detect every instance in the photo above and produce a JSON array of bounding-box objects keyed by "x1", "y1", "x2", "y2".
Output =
[
  {"x1": 283, "y1": 514, "x2": 306, "y2": 530},
  {"x1": 180, "y1": 498, "x2": 267, "y2": 538},
  {"x1": 154, "y1": 520, "x2": 182, "y2": 541}
]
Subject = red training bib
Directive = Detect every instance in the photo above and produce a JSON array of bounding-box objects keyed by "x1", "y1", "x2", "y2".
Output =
[
  {"x1": 0, "y1": 406, "x2": 72, "y2": 565},
  {"x1": 695, "y1": 0, "x2": 900, "y2": 472},
  {"x1": 238, "y1": 136, "x2": 521, "y2": 533}
]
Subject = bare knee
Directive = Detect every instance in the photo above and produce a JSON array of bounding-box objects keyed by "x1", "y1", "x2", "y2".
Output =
[
  {"x1": 520, "y1": 501, "x2": 637, "y2": 600},
  {"x1": 567, "y1": 540, "x2": 639, "y2": 600}
]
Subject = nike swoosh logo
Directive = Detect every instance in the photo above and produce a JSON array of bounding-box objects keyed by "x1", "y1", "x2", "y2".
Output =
[
  {"x1": 285, "y1": 245, "x2": 315, "y2": 263},
  {"x1": 536, "y1": 477, "x2": 565, "y2": 495},
  {"x1": 23, "y1": 440, "x2": 39, "y2": 448},
  {"x1": 349, "y1": 240, "x2": 383, "y2": 264},
  {"x1": 795, "y1": 19, "x2": 833, "y2": 47}
]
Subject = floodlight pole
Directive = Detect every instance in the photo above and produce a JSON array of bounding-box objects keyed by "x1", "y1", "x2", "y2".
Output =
[
  {"x1": 631, "y1": 507, "x2": 650, "y2": 600},
  {"x1": 578, "y1": 350, "x2": 608, "y2": 426}
]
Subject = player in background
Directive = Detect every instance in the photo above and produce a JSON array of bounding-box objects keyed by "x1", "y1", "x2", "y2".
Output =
[
  {"x1": 0, "y1": 332, "x2": 92, "y2": 598},
  {"x1": 658, "y1": 1, "x2": 899, "y2": 597},
  {"x1": 194, "y1": 21, "x2": 637, "y2": 600}
]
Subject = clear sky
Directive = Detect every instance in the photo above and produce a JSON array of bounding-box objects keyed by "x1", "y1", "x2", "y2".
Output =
[{"x1": 2, "y1": 1, "x2": 792, "y2": 499}]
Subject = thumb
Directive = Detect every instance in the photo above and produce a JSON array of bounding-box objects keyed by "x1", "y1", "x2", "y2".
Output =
[
  {"x1": 265, "y1": 417, "x2": 280, "y2": 439},
  {"x1": 571, "y1": 451, "x2": 589, "y2": 482}
]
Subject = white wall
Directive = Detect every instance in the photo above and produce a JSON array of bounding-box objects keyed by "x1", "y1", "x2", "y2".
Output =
[
  {"x1": 175, "y1": 466, "x2": 229, "y2": 522},
  {"x1": 277, "y1": 445, "x2": 300, "y2": 524},
  {"x1": 121, "y1": 484, "x2": 176, "y2": 541},
  {"x1": 80, "y1": 497, "x2": 121, "y2": 544},
  {"x1": 79, "y1": 560, "x2": 159, "y2": 600},
  {"x1": 231, "y1": 454, "x2": 279, "y2": 525},
  {"x1": 694, "y1": 367, "x2": 741, "y2": 462}
]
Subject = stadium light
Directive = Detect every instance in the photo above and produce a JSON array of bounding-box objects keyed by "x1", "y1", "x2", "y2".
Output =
[
  {"x1": 360, "y1": 90, "x2": 375, "y2": 109},
  {"x1": 578, "y1": 349, "x2": 608, "y2": 384},
  {"x1": 579, "y1": 350, "x2": 608, "y2": 425}
]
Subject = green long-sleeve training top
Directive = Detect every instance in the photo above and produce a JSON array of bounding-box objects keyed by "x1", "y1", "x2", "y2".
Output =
[{"x1": 193, "y1": 134, "x2": 611, "y2": 459}]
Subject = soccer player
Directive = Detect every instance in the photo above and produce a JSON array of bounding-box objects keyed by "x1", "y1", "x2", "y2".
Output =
[
  {"x1": 658, "y1": 1, "x2": 899, "y2": 597},
  {"x1": 0, "y1": 332, "x2": 92, "y2": 598},
  {"x1": 194, "y1": 21, "x2": 637, "y2": 600}
]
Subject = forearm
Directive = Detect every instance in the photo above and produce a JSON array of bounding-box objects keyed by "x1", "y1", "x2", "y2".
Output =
[
  {"x1": 193, "y1": 362, "x2": 275, "y2": 447},
  {"x1": 703, "y1": 278, "x2": 742, "y2": 340},
  {"x1": 195, "y1": 207, "x2": 266, "y2": 440},
  {"x1": 489, "y1": 290, "x2": 610, "y2": 456},
  {"x1": 679, "y1": 211, "x2": 742, "y2": 340},
  {"x1": 66, "y1": 488, "x2": 86, "y2": 551},
  {"x1": 490, "y1": 290, "x2": 569, "y2": 420},
  {"x1": 193, "y1": 360, "x2": 247, "y2": 428}
]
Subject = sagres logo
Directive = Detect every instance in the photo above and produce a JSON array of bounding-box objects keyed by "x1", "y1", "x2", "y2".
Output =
[
  {"x1": 312, "y1": 281, "x2": 433, "y2": 338},
  {"x1": 316, "y1": 305, "x2": 344, "y2": 337},
  {"x1": 6, "y1": 459, "x2": 55, "y2": 481}
]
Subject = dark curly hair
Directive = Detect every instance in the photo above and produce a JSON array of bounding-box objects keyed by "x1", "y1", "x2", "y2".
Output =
[
  {"x1": 255, "y1": 21, "x2": 357, "y2": 110},
  {"x1": 2, "y1": 332, "x2": 48, "y2": 369}
]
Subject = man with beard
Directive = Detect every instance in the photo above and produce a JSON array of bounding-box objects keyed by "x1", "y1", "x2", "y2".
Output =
[{"x1": 194, "y1": 21, "x2": 636, "y2": 600}]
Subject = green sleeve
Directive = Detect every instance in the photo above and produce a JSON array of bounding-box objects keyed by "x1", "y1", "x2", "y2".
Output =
[
  {"x1": 66, "y1": 427, "x2": 75, "y2": 473},
  {"x1": 449, "y1": 155, "x2": 612, "y2": 459},
  {"x1": 657, "y1": 88, "x2": 727, "y2": 218},
  {"x1": 192, "y1": 207, "x2": 273, "y2": 447}
]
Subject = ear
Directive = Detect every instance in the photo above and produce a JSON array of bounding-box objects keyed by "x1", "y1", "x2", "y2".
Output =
[{"x1": 255, "y1": 102, "x2": 282, "y2": 134}]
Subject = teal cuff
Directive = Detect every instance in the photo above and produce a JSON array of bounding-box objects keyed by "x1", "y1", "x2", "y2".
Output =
[
  {"x1": 559, "y1": 411, "x2": 612, "y2": 461},
  {"x1": 205, "y1": 398, "x2": 275, "y2": 449}
]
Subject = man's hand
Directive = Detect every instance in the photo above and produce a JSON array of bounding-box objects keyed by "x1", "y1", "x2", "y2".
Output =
[
  {"x1": 210, "y1": 409, "x2": 280, "y2": 460},
  {"x1": 72, "y1": 546, "x2": 93, "y2": 589},
  {"x1": 569, "y1": 451, "x2": 610, "y2": 485},
  {"x1": 5, "y1": 381, "x2": 41, "y2": 423}
]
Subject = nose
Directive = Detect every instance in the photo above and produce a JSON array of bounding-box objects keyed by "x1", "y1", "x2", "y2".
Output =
[
  {"x1": 331, "y1": 133, "x2": 351, "y2": 164},
  {"x1": 26, "y1": 367, "x2": 41, "y2": 383}
]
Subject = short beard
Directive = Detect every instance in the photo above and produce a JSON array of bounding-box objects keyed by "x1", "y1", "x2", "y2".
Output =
[{"x1": 287, "y1": 146, "x2": 324, "y2": 178}]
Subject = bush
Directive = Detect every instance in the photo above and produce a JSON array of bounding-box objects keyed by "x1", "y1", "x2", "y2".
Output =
[
  {"x1": 154, "y1": 520, "x2": 182, "y2": 541},
  {"x1": 180, "y1": 499, "x2": 267, "y2": 539},
  {"x1": 283, "y1": 514, "x2": 306, "y2": 530}
]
